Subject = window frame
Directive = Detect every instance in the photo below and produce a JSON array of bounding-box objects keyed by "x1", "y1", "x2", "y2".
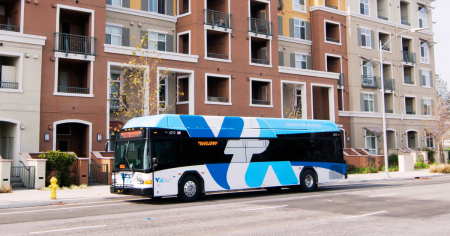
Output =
[
  {"x1": 422, "y1": 69, "x2": 431, "y2": 87},
  {"x1": 404, "y1": 95, "x2": 417, "y2": 115},
  {"x1": 204, "y1": 73, "x2": 232, "y2": 106},
  {"x1": 293, "y1": 0, "x2": 306, "y2": 13},
  {"x1": 360, "y1": 28, "x2": 372, "y2": 49},
  {"x1": 365, "y1": 130, "x2": 377, "y2": 155},
  {"x1": 418, "y1": 5, "x2": 427, "y2": 28},
  {"x1": 294, "y1": 18, "x2": 306, "y2": 40},
  {"x1": 423, "y1": 98, "x2": 432, "y2": 115},
  {"x1": 105, "y1": 24, "x2": 122, "y2": 46},
  {"x1": 250, "y1": 77, "x2": 273, "y2": 108},
  {"x1": 177, "y1": 75, "x2": 190, "y2": 104},
  {"x1": 378, "y1": 30, "x2": 392, "y2": 53},
  {"x1": 420, "y1": 41, "x2": 430, "y2": 64},
  {"x1": 111, "y1": 0, "x2": 122, "y2": 7},
  {"x1": 426, "y1": 133, "x2": 435, "y2": 148},
  {"x1": 360, "y1": 0, "x2": 370, "y2": 16},
  {"x1": 158, "y1": 75, "x2": 168, "y2": 110},
  {"x1": 148, "y1": 29, "x2": 168, "y2": 52},
  {"x1": 110, "y1": 71, "x2": 123, "y2": 109},
  {"x1": 324, "y1": 20, "x2": 342, "y2": 45},
  {"x1": 295, "y1": 53, "x2": 307, "y2": 69},
  {"x1": 364, "y1": 93, "x2": 375, "y2": 112}
]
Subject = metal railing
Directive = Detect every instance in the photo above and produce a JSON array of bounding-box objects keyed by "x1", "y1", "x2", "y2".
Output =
[
  {"x1": 325, "y1": 4, "x2": 338, "y2": 9},
  {"x1": 208, "y1": 96, "x2": 228, "y2": 103},
  {"x1": 384, "y1": 78, "x2": 395, "y2": 91},
  {"x1": 248, "y1": 17, "x2": 273, "y2": 37},
  {"x1": 180, "y1": 9, "x2": 189, "y2": 15},
  {"x1": 385, "y1": 109, "x2": 393, "y2": 113},
  {"x1": 179, "y1": 95, "x2": 189, "y2": 102},
  {"x1": 403, "y1": 51, "x2": 416, "y2": 64},
  {"x1": 378, "y1": 15, "x2": 388, "y2": 21},
  {"x1": 0, "y1": 82, "x2": 19, "y2": 89},
  {"x1": 204, "y1": 9, "x2": 232, "y2": 29},
  {"x1": 207, "y1": 52, "x2": 228, "y2": 60},
  {"x1": 89, "y1": 160, "x2": 109, "y2": 185},
  {"x1": 54, "y1": 32, "x2": 97, "y2": 57},
  {"x1": 338, "y1": 73, "x2": 345, "y2": 87},
  {"x1": 251, "y1": 58, "x2": 269, "y2": 65},
  {"x1": 10, "y1": 165, "x2": 35, "y2": 189},
  {"x1": 0, "y1": 24, "x2": 20, "y2": 32},
  {"x1": 326, "y1": 37, "x2": 340, "y2": 43},
  {"x1": 406, "y1": 111, "x2": 416, "y2": 115},
  {"x1": 361, "y1": 75, "x2": 379, "y2": 88},
  {"x1": 404, "y1": 76, "x2": 414, "y2": 85},
  {"x1": 58, "y1": 86, "x2": 89, "y2": 94},
  {"x1": 401, "y1": 17, "x2": 410, "y2": 26},
  {"x1": 252, "y1": 99, "x2": 270, "y2": 105}
]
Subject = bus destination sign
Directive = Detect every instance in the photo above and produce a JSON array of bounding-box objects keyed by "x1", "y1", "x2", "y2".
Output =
[
  {"x1": 198, "y1": 141, "x2": 218, "y2": 147},
  {"x1": 119, "y1": 130, "x2": 144, "y2": 139}
]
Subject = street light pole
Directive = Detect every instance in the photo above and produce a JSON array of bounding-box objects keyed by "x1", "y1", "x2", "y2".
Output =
[{"x1": 379, "y1": 27, "x2": 428, "y2": 178}]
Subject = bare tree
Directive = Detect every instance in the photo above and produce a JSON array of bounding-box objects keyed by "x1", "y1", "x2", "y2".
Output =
[{"x1": 283, "y1": 84, "x2": 302, "y2": 119}]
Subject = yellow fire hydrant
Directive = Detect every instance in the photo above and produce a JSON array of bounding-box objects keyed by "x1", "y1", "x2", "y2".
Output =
[{"x1": 50, "y1": 177, "x2": 58, "y2": 200}]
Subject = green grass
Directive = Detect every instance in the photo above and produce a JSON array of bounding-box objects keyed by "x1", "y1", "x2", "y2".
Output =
[
  {"x1": 381, "y1": 166, "x2": 399, "y2": 172},
  {"x1": 348, "y1": 167, "x2": 378, "y2": 174}
]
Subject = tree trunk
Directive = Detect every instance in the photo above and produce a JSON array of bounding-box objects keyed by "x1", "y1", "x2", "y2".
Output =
[{"x1": 437, "y1": 142, "x2": 442, "y2": 164}]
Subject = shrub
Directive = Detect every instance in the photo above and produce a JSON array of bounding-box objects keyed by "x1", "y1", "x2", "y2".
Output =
[
  {"x1": 39, "y1": 151, "x2": 77, "y2": 187},
  {"x1": 423, "y1": 148, "x2": 435, "y2": 164},
  {"x1": 347, "y1": 164, "x2": 356, "y2": 173},
  {"x1": 415, "y1": 161, "x2": 430, "y2": 169},
  {"x1": 0, "y1": 185, "x2": 12, "y2": 193},
  {"x1": 349, "y1": 167, "x2": 378, "y2": 174},
  {"x1": 388, "y1": 153, "x2": 399, "y2": 166},
  {"x1": 430, "y1": 164, "x2": 450, "y2": 174},
  {"x1": 381, "y1": 166, "x2": 399, "y2": 172}
]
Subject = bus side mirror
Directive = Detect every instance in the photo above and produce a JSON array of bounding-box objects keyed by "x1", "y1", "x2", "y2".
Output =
[
  {"x1": 152, "y1": 158, "x2": 158, "y2": 169},
  {"x1": 104, "y1": 141, "x2": 109, "y2": 152}
]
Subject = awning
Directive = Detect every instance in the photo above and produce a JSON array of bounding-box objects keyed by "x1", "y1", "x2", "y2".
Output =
[
  {"x1": 361, "y1": 56, "x2": 380, "y2": 64},
  {"x1": 364, "y1": 127, "x2": 383, "y2": 135}
]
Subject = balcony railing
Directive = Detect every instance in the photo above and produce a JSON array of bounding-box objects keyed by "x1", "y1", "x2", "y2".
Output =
[
  {"x1": 325, "y1": 4, "x2": 338, "y2": 9},
  {"x1": 54, "y1": 33, "x2": 97, "y2": 58},
  {"x1": 338, "y1": 73, "x2": 345, "y2": 88},
  {"x1": 382, "y1": 46, "x2": 390, "y2": 51},
  {"x1": 204, "y1": 9, "x2": 232, "y2": 29},
  {"x1": 180, "y1": 9, "x2": 189, "y2": 15},
  {"x1": 252, "y1": 99, "x2": 270, "y2": 105},
  {"x1": 179, "y1": 95, "x2": 189, "y2": 102},
  {"x1": 406, "y1": 111, "x2": 416, "y2": 115},
  {"x1": 401, "y1": 17, "x2": 410, "y2": 26},
  {"x1": 404, "y1": 76, "x2": 414, "y2": 85},
  {"x1": 385, "y1": 109, "x2": 393, "y2": 113},
  {"x1": 207, "y1": 52, "x2": 228, "y2": 60},
  {"x1": 58, "y1": 86, "x2": 89, "y2": 94},
  {"x1": 0, "y1": 24, "x2": 20, "y2": 32},
  {"x1": 378, "y1": 15, "x2": 388, "y2": 21},
  {"x1": 248, "y1": 17, "x2": 273, "y2": 37},
  {"x1": 207, "y1": 96, "x2": 228, "y2": 103},
  {"x1": 403, "y1": 51, "x2": 416, "y2": 64},
  {"x1": 361, "y1": 75, "x2": 379, "y2": 88},
  {"x1": 384, "y1": 78, "x2": 395, "y2": 91},
  {"x1": 0, "y1": 82, "x2": 19, "y2": 89},
  {"x1": 326, "y1": 37, "x2": 339, "y2": 43},
  {"x1": 251, "y1": 58, "x2": 269, "y2": 65}
]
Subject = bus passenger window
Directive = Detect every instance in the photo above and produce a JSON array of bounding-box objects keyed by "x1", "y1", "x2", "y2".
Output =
[{"x1": 153, "y1": 140, "x2": 175, "y2": 165}]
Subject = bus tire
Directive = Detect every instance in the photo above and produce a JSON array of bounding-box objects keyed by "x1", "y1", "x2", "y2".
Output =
[
  {"x1": 299, "y1": 169, "x2": 316, "y2": 192},
  {"x1": 178, "y1": 175, "x2": 201, "y2": 202}
]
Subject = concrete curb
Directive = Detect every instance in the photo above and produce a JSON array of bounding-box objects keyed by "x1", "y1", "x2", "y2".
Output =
[
  {"x1": 0, "y1": 195, "x2": 129, "y2": 209},
  {"x1": 324, "y1": 173, "x2": 447, "y2": 185}
]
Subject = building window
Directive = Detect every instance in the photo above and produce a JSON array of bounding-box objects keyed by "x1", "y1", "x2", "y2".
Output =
[
  {"x1": 362, "y1": 61, "x2": 374, "y2": 79},
  {"x1": 364, "y1": 93, "x2": 374, "y2": 112},
  {"x1": 422, "y1": 70, "x2": 431, "y2": 87},
  {"x1": 149, "y1": 32, "x2": 166, "y2": 51},
  {"x1": 295, "y1": 54, "x2": 307, "y2": 69},
  {"x1": 149, "y1": 0, "x2": 165, "y2": 14},
  {"x1": 177, "y1": 76, "x2": 189, "y2": 103},
  {"x1": 206, "y1": 74, "x2": 231, "y2": 104},
  {"x1": 325, "y1": 21, "x2": 341, "y2": 44},
  {"x1": 294, "y1": 19, "x2": 306, "y2": 40},
  {"x1": 420, "y1": 42, "x2": 429, "y2": 63},
  {"x1": 423, "y1": 99, "x2": 432, "y2": 115},
  {"x1": 360, "y1": 0, "x2": 369, "y2": 15},
  {"x1": 365, "y1": 130, "x2": 377, "y2": 154},
  {"x1": 251, "y1": 79, "x2": 272, "y2": 106},
  {"x1": 361, "y1": 28, "x2": 371, "y2": 48},
  {"x1": 105, "y1": 25, "x2": 122, "y2": 46},
  {"x1": 293, "y1": 0, "x2": 305, "y2": 12},
  {"x1": 110, "y1": 73, "x2": 122, "y2": 109},
  {"x1": 426, "y1": 133, "x2": 434, "y2": 148},
  {"x1": 418, "y1": 5, "x2": 427, "y2": 28},
  {"x1": 159, "y1": 76, "x2": 167, "y2": 108},
  {"x1": 111, "y1": 0, "x2": 121, "y2": 6},
  {"x1": 296, "y1": 88, "x2": 302, "y2": 115}
]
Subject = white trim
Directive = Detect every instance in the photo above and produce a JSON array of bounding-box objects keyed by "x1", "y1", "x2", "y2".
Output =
[
  {"x1": 249, "y1": 36, "x2": 272, "y2": 67},
  {"x1": 377, "y1": 30, "x2": 392, "y2": 53},
  {"x1": 293, "y1": 17, "x2": 308, "y2": 40},
  {"x1": 157, "y1": 67, "x2": 195, "y2": 115},
  {"x1": 280, "y1": 80, "x2": 307, "y2": 119},
  {"x1": 106, "y1": 22, "x2": 124, "y2": 28},
  {"x1": 177, "y1": 30, "x2": 191, "y2": 55},
  {"x1": 324, "y1": 20, "x2": 342, "y2": 45},
  {"x1": 0, "y1": 51, "x2": 24, "y2": 93},
  {"x1": 20, "y1": 0, "x2": 24, "y2": 34},
  {"x1": 339, "y1": 128, "x2": 346, "y2": 148},
  {"x1": 0, "y1": 31, "x2": 46, "y2": 46},
  {"x1": 205, "y1": 73, "x2": 232, "y2": 106},
  {"x1": 324, "y1": 53, "x2": 343, "y2": 73},
  {"x1": 310, "y1": 83, "x2": 335, "y2": 122},
  {"x1": 53, "y1": 58, "x2": 94, "y2": 97},
  {"x1": 54, "y1": 52, "x2": 96, "y2": 61},
  {"x1": 249, "y1": 77, "x2": 273, "y2": 108},
  {"x1": 292, "y1": 0, "x2": 307, "y2": 13},
  {"x1": 106, "y1": 5, "x2": 177, "y2": 23},
  {"x1": 204, "y1": 29, "x2": 232, "y2": 62},
  {"x1": 104, "y1": 44, "x2": 199, "y2": 63},
  {"x1": 203, "y1": 24, "x2": 233, "y2": 33},
  {"x1": 176, "y1": 75, "x2": 190, "y2": 104},
  {"x1": 146, "y1": 29, "x2": 169, "y2": 34},
  {"x1": 338, "y1": 111, "x2": 436, "y2": 120},
  {"x1": 365, "y1": 129, "x2": 378, "y2": 154},
  {"x1": 0, "y1": 117, "x2": 21, "y2": 165},
  {"x1": 278, "y1": 66, "x2": 340, "y2": 79},
  {"x1": 310, "y1": 6, "x2": 346, "y2": 16},
  {"x1": 278, "y1": 36, "x2": 312, "y2": 45},
  {"x1": 406, "y1": 129, "x2": 420, "y2": 149},
  {"x1": 404, "y1": 95, "x2": 418, "y2": 116},
  {"x1": 402, "y1": 64, "x2": 416, "y2": 86},
  {"x1": 177, "y1": 0, "x2": 191, "y2": 17},
  {"x1": 53, "y1": 119, "x2": 92, "y2": 159},
  {"x1": 359, "y1": 26, "x2": 372, "y2": 49},
  {"x1": 362, "y1": 92, "x2": 375, "y2": 112}
]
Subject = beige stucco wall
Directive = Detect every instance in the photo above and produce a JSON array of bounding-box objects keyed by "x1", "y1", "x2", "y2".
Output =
[{"x1": 278, "y1": 41, "x2": 311, "y2": 67}]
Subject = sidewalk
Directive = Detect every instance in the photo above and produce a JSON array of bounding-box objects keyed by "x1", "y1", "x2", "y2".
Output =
[
  {"x1": 0, "y1": 185, "x2": 129, "y2": 209},
  {"x1": 345, "y1": 169, "x2": 446, "y2": 182}
]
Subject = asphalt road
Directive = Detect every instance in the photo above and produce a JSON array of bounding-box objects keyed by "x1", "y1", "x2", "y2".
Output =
[{"x1": 1, "y1": 176, "x2": 450, "y2": 236}]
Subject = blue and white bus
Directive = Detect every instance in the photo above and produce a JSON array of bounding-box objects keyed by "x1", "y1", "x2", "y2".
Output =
[{"x1": 109, "y1": 115, "x2": 347, "y2": 202}]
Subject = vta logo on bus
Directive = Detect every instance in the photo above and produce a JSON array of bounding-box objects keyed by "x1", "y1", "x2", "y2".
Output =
[{"x1": 155, "y1": 178, "x2": 164, "y2": 183}]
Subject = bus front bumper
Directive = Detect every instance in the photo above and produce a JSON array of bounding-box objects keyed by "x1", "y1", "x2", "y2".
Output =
[{"x1": 110, "y1": 186, "x2": 153, "y2": 197}]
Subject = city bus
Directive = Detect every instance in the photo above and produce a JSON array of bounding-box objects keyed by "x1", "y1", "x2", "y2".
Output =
[{"x1": 109, "y1": 114, "x2": 346, "y2": 202}]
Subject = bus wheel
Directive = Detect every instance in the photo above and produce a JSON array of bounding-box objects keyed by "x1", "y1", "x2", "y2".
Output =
[
  {"x1": 178, "y1": 175, "x2": 201, "y2": 202},
  {"x1": 299, "y1": 169, "x2": 316, "y2": 192}
]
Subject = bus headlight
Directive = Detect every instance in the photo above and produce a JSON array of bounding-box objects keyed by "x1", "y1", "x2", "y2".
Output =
[
  {"x1": 145, "y1": 180, "x2": 152, "y2": 185},
  {"x1": 137, "y1": 180, "x2": 144, "y2": 184}
]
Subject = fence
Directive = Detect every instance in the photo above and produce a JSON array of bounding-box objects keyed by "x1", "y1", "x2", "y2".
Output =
[
  {"x1": 10, "y1": 166, "x2": 35, "y2": 189},
  {"x1": 89, "y1": 162, "x2": 109, "y2": 185}
]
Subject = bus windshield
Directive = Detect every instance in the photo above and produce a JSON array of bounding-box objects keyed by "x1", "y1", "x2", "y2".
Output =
[{"x1": 113, "y1": 140, "x2": 150, "y2": 170}]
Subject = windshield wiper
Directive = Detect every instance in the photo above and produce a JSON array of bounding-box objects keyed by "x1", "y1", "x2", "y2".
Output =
[{"x1": 124, "y1": 141, "x2": 134, "y2": 174}]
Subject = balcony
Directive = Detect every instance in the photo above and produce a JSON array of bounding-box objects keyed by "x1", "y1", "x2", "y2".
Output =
[
  {"x1": 204, "y1": 9, "x2": 233, "y2": 29},
  {"x1": 0, "y1": 82, "x2": 18, "y2": 89},
  {"x1": 401, "y1": 17, "x2": 410, "y2": 26},
  {"x1": 54, "y1": 33, "x2": 97, "y2": 57},
  {"x1": 58, "y1": 86, "x2": 89, "y2": 94},
  {"x1": 207, "y1": 96, "x2": 228, "y2": 103},
  {"x1": 384, "y1": 78, "x2": 395, "y2": 91},
  {"x1": 0, "y1": 24, "x2": 19, "y2": 32},
  {"x1": 402, "y1": 52, "x2": 415, "y2": 64},
  {"x1": 406, "y1": 111, "x2": 416, "y2": 115},
  {"x1": 251, "y1": 58, "x2": 269, "y2": 65},
  {"x1": 207, "y1": 52, "x2": 228, "y2": 60},
  {"x1": 325, "y1": 4, "x2": 337, "y2": 9},
  {"x1": 338, "y1": 73, "x2": 344, "y2": 88},
  {"x1": 404, "y1": 76, "x2": 414, "y2": 85},
  {"x1": 248, "y1": 17, "x2": 273, "y2": 37},
  {"x1": 385, "y1": 109, "x2": 393, "y2": 113},
  {"x1": 326, "y1": 37, "x2": 339, "y2": 43},
  {"x1": 378, "y1": 15, "x2": 388, "y2": 21},
  {"x1": 252, "y1": 99, "x2": 270, "y2": 105},
  {"x1": 362, "y1": 76, "x2": 379, "y2": 88}
]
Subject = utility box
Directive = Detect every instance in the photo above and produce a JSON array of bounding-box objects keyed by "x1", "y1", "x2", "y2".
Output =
[{"x1": 399, "y1": 155, "x2": 414, "y2": 172}]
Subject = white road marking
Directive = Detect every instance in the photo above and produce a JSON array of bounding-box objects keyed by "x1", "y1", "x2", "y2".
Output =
[
  {"x1": 30, "y1": 225, "x2": 107, "y2": 234},
  {"x1": 243, "y1": 205, "x2": 288, "y2": 211},
  {"x1": 369, "y1": 193, "x2": 398, "y2": 198},
  {"x1": 0, "y1": 203, "x2": 131, "y2": 215},
  {"x1": 345, "y1": 211, "x2": 387, "y2": 219}
]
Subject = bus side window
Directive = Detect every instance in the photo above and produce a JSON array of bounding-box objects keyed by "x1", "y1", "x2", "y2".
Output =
[{"x1": 153, "y1": 140, "x2": 175, "y2": 165}]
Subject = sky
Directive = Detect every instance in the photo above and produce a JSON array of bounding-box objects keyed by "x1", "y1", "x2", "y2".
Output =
[{"x1": 432, "y1": 0, "x2": 450, "y2": 84}]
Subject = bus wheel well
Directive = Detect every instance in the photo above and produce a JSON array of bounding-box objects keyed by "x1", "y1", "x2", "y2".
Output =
[
  {"x1": 178, "y1": 171, "x2": 205, "y2": 194},
  {"x1": 300, "y1": 167, "x2": 318, "y2": 184}
]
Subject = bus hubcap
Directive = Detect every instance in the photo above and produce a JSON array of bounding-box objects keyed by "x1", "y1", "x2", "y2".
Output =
[
  {"x1": 305, "y1": 174, "x2": 314, "y2": 188},
  {"x1": 184, "y1": 181, "x2": 196, "y2": 197}
]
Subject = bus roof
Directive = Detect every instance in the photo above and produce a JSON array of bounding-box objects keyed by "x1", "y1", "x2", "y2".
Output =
[{"x1": 123, "y1": 115, "x2": 340, "y2": 138}]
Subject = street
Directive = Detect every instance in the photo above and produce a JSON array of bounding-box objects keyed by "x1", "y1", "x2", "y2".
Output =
[{"x1": 1, "y1": 177, "x2": 450, "y2": 235}]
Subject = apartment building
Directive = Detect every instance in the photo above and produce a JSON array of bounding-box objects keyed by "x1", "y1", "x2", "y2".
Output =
[
  {"x1": 0, "y1": 0, "x2": 45, "y2": 165},
  {"x1": 341, "y1": 0, "x2": 436, "y2": 154}
]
